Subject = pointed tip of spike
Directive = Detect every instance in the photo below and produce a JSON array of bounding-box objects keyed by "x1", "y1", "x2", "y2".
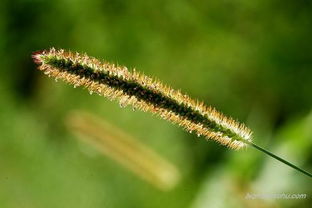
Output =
[{"x1": 31, "y1": 50, "x2": 45, "y2": 65}]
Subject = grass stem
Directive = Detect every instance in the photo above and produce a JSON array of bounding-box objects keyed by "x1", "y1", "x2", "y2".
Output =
[{"x1": 246, "y1": 141, "x2": 312, "y2": 178}]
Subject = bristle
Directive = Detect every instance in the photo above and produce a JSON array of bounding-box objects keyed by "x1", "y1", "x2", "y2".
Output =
[{"x1": 32, "y1": 48, "x2": 253, "y2": 150}]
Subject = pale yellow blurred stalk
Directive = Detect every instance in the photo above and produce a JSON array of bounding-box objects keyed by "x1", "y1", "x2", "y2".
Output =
[{"x1": 65, "y1": 111, "x2": 180, "y2": 191}]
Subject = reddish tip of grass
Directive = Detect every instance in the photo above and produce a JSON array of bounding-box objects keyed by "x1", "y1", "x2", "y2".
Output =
[{"x1": 31, "y1": 50, "x2": 44, "y2": 65}]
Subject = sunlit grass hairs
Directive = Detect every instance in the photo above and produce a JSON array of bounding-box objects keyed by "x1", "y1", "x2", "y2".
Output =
[{"x1": 32, "y1": 48, "x2": 312, "y2": 178}]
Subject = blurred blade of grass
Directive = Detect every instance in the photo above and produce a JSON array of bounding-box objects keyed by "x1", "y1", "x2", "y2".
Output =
[
  {"x1": 65, "y1": 110, "x2": 181, "y2": 191},
  {"x1": 190, "y1": 168, "x2": 277, "y2": 208}
]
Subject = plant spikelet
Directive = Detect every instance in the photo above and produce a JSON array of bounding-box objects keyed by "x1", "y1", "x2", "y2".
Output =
[{"x1": 32, "y1": 48, "x2": 253, "y2": 150}]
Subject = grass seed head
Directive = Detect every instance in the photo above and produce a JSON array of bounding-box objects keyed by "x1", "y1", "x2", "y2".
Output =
[{"x1": 32, "y1": 48, "x2": 253, "y2": 150}]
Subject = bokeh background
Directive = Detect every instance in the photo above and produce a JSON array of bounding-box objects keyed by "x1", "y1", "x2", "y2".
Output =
[{"x1": 1, "y1": 0, "x2": 312, "y2": 207}]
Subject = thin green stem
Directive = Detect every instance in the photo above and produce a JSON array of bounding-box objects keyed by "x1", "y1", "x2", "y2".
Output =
[{"x1": 246, "y1": 141, "x2": 312, "y2": 178}]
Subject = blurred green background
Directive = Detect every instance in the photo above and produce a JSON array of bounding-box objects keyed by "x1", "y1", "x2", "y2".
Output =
[{"x1": 0, "y1": 0, "x2": 312, "y2": 207}]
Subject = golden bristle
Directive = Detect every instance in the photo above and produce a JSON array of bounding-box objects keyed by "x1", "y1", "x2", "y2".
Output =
[{"x1": 33, "y1": 48, "x2": 252, "y2": 150}]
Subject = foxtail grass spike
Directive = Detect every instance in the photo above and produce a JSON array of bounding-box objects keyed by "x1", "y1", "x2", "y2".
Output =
[
  {"x1": 32, "y1": 48, "x2": 252, "y2": 149},
  {"x1": 32, "y1": 48, "x2": 312, "y2": 178}
]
